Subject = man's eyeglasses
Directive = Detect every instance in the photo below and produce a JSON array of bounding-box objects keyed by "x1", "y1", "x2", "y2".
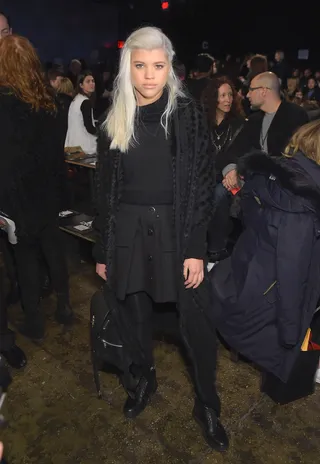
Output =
[{"x1": 248, "y1": 86, "x2": 271, "y2": 92}]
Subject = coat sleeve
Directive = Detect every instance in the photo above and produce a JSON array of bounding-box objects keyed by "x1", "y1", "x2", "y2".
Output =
[
  {"x1": 222, "y1": 118, "x2": 256, "y2": 167},
  {"x1": 92, "y1": 129, "x2": 109, "y2": 264},
  {"x1": 0, "y1": 98, "x2": 27, "y2": 202},
  {"x1": 276, "y1": 212, "x2": 314, "y2": 347},
  {"x1": 185, "y1": 110, "x2": 215, "y2": 259}
]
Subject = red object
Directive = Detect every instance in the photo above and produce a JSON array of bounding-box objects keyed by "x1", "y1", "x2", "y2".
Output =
[
  {"x1": 308, "y1": 333, "x2": 320, "y2": 351},
  {"x1": 118, "y1": 41, "x2": 124, "y2": 49},
  {"x1": 230, "y1": 187, "x2": 240, "y2": 196},
  {"x1": 161, "y1": 1, "x2": 169, "y2": 9}
]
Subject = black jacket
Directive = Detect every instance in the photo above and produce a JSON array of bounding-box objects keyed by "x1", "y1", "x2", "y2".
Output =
[
  {"x1": 0, "y1": 88, "x2": 68, "y2": 238},
  {"x1": 223, "y1": 100, "x2": 309, "y2": 166},
  {"x1": 271, "y1": 60, "x2": 289, "y2": 88},
  {"x1": 93, "y1": 98, "x2": 215, "y2": 314},
  {"x1": 211, "y1": 151, "x2": 320, "y2": 382},
  {"x1": 212, "y1": 116, "x2": 246, "y2": 180},
  {"x1": 56, "y1": 92, "x2": 73, "y2": 142}
]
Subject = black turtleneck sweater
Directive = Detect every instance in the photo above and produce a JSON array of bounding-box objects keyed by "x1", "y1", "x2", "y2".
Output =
[{"x1": 122, "y1": 93, "x2": 173, "y2": 205}]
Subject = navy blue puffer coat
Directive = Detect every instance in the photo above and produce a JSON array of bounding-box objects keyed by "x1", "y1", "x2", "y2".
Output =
[{"x1": 211, "y1": 151, "x2": 320, "y2": 382}]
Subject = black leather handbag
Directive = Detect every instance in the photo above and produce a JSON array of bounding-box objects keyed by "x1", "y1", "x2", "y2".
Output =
[{"x1": 90, "y1": 285, "x2": 141, "y2": 398}]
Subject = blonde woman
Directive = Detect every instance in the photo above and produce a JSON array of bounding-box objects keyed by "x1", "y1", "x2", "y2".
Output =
[
  {"x1": 93, "y1": 26, "x2": 228, "y2": 452},
  {"x1": 212, "y1": 120, "x2": 320, "y2": 385},
  {"x1": 57, "y1": 77, "x2": 74, "y2": 97}
]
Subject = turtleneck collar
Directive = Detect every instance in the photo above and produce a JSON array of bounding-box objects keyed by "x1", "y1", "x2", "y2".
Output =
[{"x1": 137, "y1": 88, "x2": 168, "y2": 123}]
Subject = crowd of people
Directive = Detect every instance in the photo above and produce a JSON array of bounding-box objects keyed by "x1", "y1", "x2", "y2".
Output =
[{"x1": 1, "y1": 9, "x2": 320, "y2": 460}]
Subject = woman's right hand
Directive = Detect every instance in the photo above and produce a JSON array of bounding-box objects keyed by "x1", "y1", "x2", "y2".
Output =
[{"x1": 96, "y1": 263, "x2": 107, "y2": 281}]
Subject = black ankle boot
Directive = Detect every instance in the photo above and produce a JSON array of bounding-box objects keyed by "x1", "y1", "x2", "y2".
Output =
[
  {"x1": 1, "y1": 344, "x2": 27, "y2": 369},
  {"x1": 55, "y1": 295, "x2": 74, "y2": 326},
  {"x1": 123, "y1": 367, "x2": 157, "y2": 419},
  {"x1": 193, "y1": 399, "x2": 229, "y2": 452}
]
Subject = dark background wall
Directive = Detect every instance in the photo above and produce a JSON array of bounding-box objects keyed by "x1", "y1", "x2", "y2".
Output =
[
  {"x1": 0, "y1": 0, "x2": 118, "y2": 62},
  {"x1": 0, "y1": 0, "x2": 318, "y2": 70}
]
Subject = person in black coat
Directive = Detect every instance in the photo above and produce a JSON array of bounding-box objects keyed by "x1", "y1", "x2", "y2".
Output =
[
  {"x1": 271, "y1": 50, "x2": 288, "y2": 89},
  {"x1": 210, "y1": 119, "x2": 320, "y2": 382},
  {"x1": 202, "y1": 76, "x2": 246, "y2": 261},
  {"x1": 55, "y1": 77, "x2": 74, "y2": 142},
  {"x1": 223, "y1": 72, "x2": 309, "y2": 169},
  {"x1": 0, "y1": 35, "x2": 73, "y2": 340},
  {"x1": 186, "y1": 53, "x2": 215, "y2": 101},
  {"x1": 93, "y1": 26, "x2": 228, "y2": 452}
]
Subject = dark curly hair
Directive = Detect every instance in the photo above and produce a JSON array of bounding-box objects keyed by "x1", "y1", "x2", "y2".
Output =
[{"x1": 202, "y1": 76, "x2": 244, "y2": 127}]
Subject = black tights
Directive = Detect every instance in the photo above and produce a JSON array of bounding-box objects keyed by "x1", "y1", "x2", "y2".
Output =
[{"x1": 122, "y1": 291, "x2": 221, "y2": 415}]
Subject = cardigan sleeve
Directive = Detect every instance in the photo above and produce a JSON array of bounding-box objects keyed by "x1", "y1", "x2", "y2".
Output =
[
  {"x1": 185, "y1": 110, "x2": 215, "y2": 259},
  {"x1": 92, "y1": 130, "x2": 109, "y2": 264}
]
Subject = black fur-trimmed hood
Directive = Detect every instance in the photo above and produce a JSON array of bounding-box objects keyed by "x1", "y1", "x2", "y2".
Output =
[{"x1": 238, "y1": 151, "x2": 320, "y2": 215}]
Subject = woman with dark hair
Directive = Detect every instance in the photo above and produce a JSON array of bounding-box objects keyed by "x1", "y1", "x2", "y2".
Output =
[
  {"x1": 202, "y1": 76, "x2": 246, "y2": 261},
  {"x1": 0, "y1": 35, "x2": 73, "y2": 340},
  {"x1": 65, "y1": 70, "x2": 97, "y2": 154}
]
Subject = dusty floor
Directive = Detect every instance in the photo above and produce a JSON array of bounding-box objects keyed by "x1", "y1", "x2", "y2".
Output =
[{"x1": 2, "y1": 261, "x2": 320, "y2": 464}]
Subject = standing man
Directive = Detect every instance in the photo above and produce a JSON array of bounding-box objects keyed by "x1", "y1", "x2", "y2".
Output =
[{"x1": 271, "y1": 50, "x2": 288, "y2": 89}]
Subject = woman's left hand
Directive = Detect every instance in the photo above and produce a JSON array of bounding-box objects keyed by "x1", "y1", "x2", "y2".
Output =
[{"x1": 183, "y1": 258, "x2": 204, "y2": 289}]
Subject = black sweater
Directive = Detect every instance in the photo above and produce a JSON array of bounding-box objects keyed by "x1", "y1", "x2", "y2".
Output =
[
  {"x1": 80, "y1": 99, "x2": 96, "y2": 135},
  {"x1": 122, "y1": 96, "x2": 173, "y2": 205},
  {"x1": 94, "y1": 93, "x2": 214, "y2": 262}
]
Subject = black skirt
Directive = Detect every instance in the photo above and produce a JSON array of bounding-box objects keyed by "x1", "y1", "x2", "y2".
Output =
[{"x1": 114, "y1": 203, "x2": 177, "y2": 303}]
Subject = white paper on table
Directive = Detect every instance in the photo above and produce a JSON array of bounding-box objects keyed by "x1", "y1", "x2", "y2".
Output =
[
  {"x1": 74, "y1": 224, "x2": 89, "y2": 231},
  {"x1": 59, "y1": 210, "x2": 74, "y2": 217}
]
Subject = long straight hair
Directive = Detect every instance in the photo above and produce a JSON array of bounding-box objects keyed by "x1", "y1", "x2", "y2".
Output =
[{"x1": 104, "y1": 26, "x2": 185, "y2": 153}]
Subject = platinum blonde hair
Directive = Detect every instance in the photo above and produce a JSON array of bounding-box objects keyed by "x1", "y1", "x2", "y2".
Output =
[{"x1": 104, "y1": 26, "x2": 185, "y2": 153}]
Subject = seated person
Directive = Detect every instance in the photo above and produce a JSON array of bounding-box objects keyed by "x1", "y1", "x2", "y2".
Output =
[
  {"x1": 210, "y1": 120, "x2": 320, "y2": 383},
  {"x1": 201, "y1": 76, "x2": 246, "y2": 262},
  {"x1": 65, "y1": 71, "x2": 97, "y2": 154}
]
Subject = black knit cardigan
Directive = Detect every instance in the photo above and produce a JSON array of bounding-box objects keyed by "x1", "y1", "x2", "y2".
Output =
[{"x1": 93, "y1": 98, "x2": 215, "y2": 312}]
